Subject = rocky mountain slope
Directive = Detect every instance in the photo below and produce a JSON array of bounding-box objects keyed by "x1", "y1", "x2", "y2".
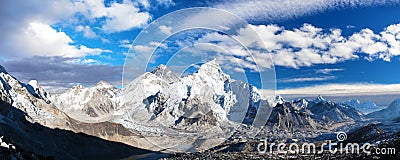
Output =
[
  {"x1": 0, "y1": 65, "x2": 67, "y2": 128},
  {"x1": 341, "y1": 99, "x2": 380, "y2": 114},
  {"x1": 50, "y1": 60, "x2": 370, "y2": 152},
  {"x1": 262, "y1": 95, "x2": 364, "y2": 133},
  {"x1": 110, "y1": 60, "x2": 271, "y2": 152},
  {"x1": 306, "y1": 96, "x2": 364, "y2": 123},
  {"x1": 0, "y1": 65, "x2": 162, "y2": 159},
  {"x1": 119, "y1": 60, "x2": 266, "y2": 126},
  {"x1": 368, "y1": 98, "x2": 400, "y2": 120},
  {"x1": 0, "y1": 61, "x2": 272, "y2": 153},
  {"x1": 52, "y1": 81, "x2": 121, "y2": 122}
]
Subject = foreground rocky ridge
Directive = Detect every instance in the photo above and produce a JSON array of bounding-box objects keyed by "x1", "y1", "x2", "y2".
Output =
[{"x1": 165, "y1": 123, "x2": 400, "y2": 160}]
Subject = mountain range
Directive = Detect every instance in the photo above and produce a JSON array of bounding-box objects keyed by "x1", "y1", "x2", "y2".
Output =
[{"x1": 1, "y1": 60, "x2": 400, "y2": 158}]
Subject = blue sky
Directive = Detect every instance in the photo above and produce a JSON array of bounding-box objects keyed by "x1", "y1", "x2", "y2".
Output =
[{"x1": 1, "y1": 0, "x2": 400, "y2": 96}]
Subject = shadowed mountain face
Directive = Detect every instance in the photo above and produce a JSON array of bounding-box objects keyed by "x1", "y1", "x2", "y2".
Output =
[
  {"x1": 266, "y1": 101, "x2": 319, "y2": 131},
  {"x1": 307, "y1": 99, "x2": 363, "y2": 122},
  {"x1": 368, "y1": 98, "x2": 400, "y2": 120},
  {"x1": 0, "y1": 99, "x2": 166, "y2": 160},
  {"x1": 345, "y1": 123, "x2": 386, "y2": 144},
  {"x1": 263, "y1": 96, "x2": 364, "y2": 132}
]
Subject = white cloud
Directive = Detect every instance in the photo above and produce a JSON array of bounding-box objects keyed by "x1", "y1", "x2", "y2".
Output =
[
  {"x1": 137, "y1": 0, "x2": 151, "y2": 9},
  {"x1": 156, "y1": 0, "x2": 175, "y2": 7},
  {"x1": 132, "y1": 45, "x2": 153, "y2": 53},
  {"x1": 316, "y1": 68, "x2": 344, "y2": 74},
  {"x1": 233, "y1": 67, "x2": 245, "y2": 73},
  {"x1": 119, "y1": 40, "x2": 168, "y2": 51},
  {"x1": 13, "y1": 22, "x2": 109, "y2": 57},
  {"x1": 2, "y1": 56, "x2": 122, "y2": 94},
  {"x1": 75, "y1": 25, "x2": 98, "y2": 38},
  {"x1": 149, "y1": 41, "x2": 168, "y2": 49},
  {"x1": 279, "y1": 76, "x2": 335, "y2": 83},
  {"x1": 81, "y1": 58, "x2": 99, "y2": 64},
  {"x1": 119, "y1": 39, "x2": 132, "y2": 48},
  {"x1": 159, "y1": 25, "x2": 172, "y2": 35},
  {"x1": 247, "y1": 24, "x2": 360, "y2": 69},
  {"x1": 212, "y1": 0, "x2": 398, "y2": 22},
  {"x1": 78, "y1": 45, "x2": 111, "y2": 55},
  {"x1": 381, "y1": 24, "x2": 400, "y2": 57},
  {"x1": 101, "y1": 38, "x2": 111, "y2": 43},
  {"x1": 0, "y1": 0, "x2": 152, "y2": 59},
  {"x1": 191, "y1": 23, "x2": 400, "y2": 70},
  {"x1": 265, "y1": 83, "x2": 400, "y2": 96},
  {"x1": 100, "y1": 1, "x2": 151, "y2": 33},
  {"x1": 120, "y1": 39, "x2": 130, "y2": 44},
  {"x1": 78, "y1": 0, "x2": 151, "y2": 33}
]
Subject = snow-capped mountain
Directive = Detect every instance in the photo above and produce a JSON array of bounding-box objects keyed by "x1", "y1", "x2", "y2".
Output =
[
  {"x1": 292, "y1": 96, "x2": 364, "y2": 123},
  {"x1": 368, "y1": 98, "x2": 400, "y2": 120},
  {"x1": 307, "y1": 96, "x2": 364, "y2": 123},
  {"x1": 150, "y1": 64, "x2": 180, "y2": 83},
  {"x1": 52, "y1": 81, "x2": 121, "y2": 122},
  {"x1": 116, "y1": 60, "x2": 266, "y2": 131},
  {"x1": 0, "y1": 65, "x2": 155, "y2": 158},
  {"x1": 293, "y1": 98, "x2": 308, "y2": 109},
  {"x1": 39, "y1": 60, "x2": 272, "y2": 152},
  {"x1": 264, "y1": 95, "x2": 364, "y2": 131},
  {"x1": 342, "y1": 99, "x2": 380, "y2": 114},
  {"x1": 104, "y1": 60, "x2": 272, "y2": 152},
  {"x1": 26, "y1": 80, "x2": 51, "y2": 103},
  {"x1": 274, "y1": 95, "x2": 285, "y2": 105},
  {"x1": 51, "y1": 60, "x2": 365, "y2": 137},
  {"x1": 0, "y1": 65, "x2": 66, "y2": 127},
  {"x1": 314, "y1": 95, "x2": 326, "y2": 103}
]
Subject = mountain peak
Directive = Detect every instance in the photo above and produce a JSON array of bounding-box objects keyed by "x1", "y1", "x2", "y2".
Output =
[
  {"x1": 28, "y1": 80, "x2": 40, "y2": 89},
  {"x1": 95, "y1": 81, "x2": 113, "y2": 89},
  {"x1": 197, "y1": 59, "x2": 224, "y2": 75},
  {"x1": 156, "y1": 64, "x2": 167, "y2": 70},
  {"x1": 274, "y1": 95, "x2": 285, "y2": 105},
  {"x1": 388, "y1": 98, "x2": 400, "y2": 110},
  {"x1": 314, "y1": 95, "x2": 326, "y2": 103},
  {"x1": 293, "y1": 98, "x2": 308, "y2": 109},
  {"x1": 26, "y1": 79, "x2": 51, "y2": 103},
  {"x1": 368, "y1": 98, "x2": 400, "y2": 120},
  {"x1": 348, "y1": 99, "x2": 361, "y2": 104},
  {"x1": 392, "y1": 98, "x2": 400, "y2": 105},
  {"x1": 0, "y1": 65, "x2": 8, "y2": 74},
  {"x1": 151, "y1": 64, "x2": 170, "y2": 74},
  {"x1": 151, "y1": 64, "x2": 180, "y2": 83},
  {"x1": 199, "y1": 59, "x2": 220, "y2": 68},
  {"x1": 71, "y1": 84, "x2": 85, "y2": 90},
  {"x1": 204, "y1": 58, "x2": 218, "y2": 65}
]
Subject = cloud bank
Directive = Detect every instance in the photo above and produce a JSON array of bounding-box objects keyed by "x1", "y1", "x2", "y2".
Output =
[
  {"x1": 0, "y1": 0, "x2": 152, "y2": 59},
  {"x1": 268, "y1": 83, "x2": 400, "y2": 96},
  {"x1": 279, "y1": 76, "x2": 336, "y2": 83},
  {"x1": 189, "y1": 23, "x2": 400, "y2": 70},
  {"x1": 212, "y1": 0, "x2": 400, "y2": 22},
  {"x1": 2, "y1": 56, "x2": 122, "y2": 93}
]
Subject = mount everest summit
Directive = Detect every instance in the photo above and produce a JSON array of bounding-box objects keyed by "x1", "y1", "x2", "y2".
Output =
[{"x1": 1, "y1": 60, "x2": 400, "y2": 157}]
